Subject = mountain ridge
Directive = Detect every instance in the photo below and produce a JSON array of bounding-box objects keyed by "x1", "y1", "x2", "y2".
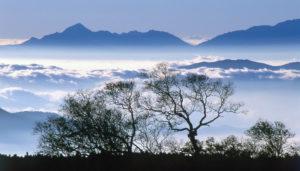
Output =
[
  {"x1": 0, "y1": 108, "x2": 58, "y2": 155},
  {"x1": 179, "y1": 59, "x2": 300, "y2": 70},
  {"x1": 0, "y1": 108, "x2": 57, "y2": 120},
  {"x1": 199, "y1": 19, "x2": 300, "y2": 47},
  {"x1": 16, "y1": 19, "x2": 300, "y2": 48},
  {"x1": 23, "y1": 23, "x2": 190, "y2": 47}
]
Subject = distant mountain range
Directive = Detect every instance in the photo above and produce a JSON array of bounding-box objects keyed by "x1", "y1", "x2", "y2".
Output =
[
  {"x1": 199, "y1": 19, "x2": 300, "y2": 47},
  {"x1": 23, "y1": 23, "x2": 190, "y2": 47},
  {"x1": 0, "y1": 108, "x2": 56, "y2": 132},
  {"x1": 179, "y1": 59, "x2": 300, "y2": 70},
  {"x1": 20, "y1": 19, "x2": 300, "y2": 48},
  {"x1": 0, "y1": 109, "x2": 57, "y2": 154}
]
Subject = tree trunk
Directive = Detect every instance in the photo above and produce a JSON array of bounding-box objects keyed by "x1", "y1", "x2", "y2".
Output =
[
  {"x1": 128, "y1": 106, "x2": 136, "y2": 154},
  {"x1": 188, "y1": 130, "x2": 200, "y2": 156}
]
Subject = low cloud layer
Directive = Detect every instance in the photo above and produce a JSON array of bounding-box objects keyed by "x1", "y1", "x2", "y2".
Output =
[
  {"x1": 0, "y1": 59, "x2": 299, "y2": 112},
  {"x1": 0, "y1": 39, "x2": 28, "y2": 46},
  {"x1": 180, "y1": 67, "x2": 300, "y2": 80}
]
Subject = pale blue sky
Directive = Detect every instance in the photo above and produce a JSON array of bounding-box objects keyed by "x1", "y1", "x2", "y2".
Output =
[{"x1": 0, "y1": 0, "x2": 300, "y2": 39}]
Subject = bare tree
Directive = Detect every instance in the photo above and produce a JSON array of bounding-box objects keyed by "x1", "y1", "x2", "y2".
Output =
[
  {"x1": 143, "y1": 63, "x2": 242, "y2": 155},
  {"x1": 104, "y1": 80, "x2": 173, "y2": 153},
  {"x1": 104, "y1": 81, "x2": 143, "y2": 153},
  {"x1": 36, "y1": 80, "x2": 174, "y2": 156},
  {"x1": 137, "y1": 119, "x2": 173, "y2": 154}
]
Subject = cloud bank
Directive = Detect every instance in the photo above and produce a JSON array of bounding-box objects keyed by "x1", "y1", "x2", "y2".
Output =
[
  {"x1": 0, "y1": 39, "x2": 28, "y2": 46},
  {"x1": 0, "y1": 58, "x2": 299, "y2": 112}
]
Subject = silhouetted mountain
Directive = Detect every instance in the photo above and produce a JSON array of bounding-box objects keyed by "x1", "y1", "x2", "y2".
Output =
[
  {"x1": 179, "y1": 59, "x2": 300, "y2": 70},
  {"x1": 23, "y1": 23, "x2": 190, "y2": 47},
  {"x1": 0, "y1": 108, "x2": 9, "y2": 115},
  {"x1": 0, "y1": 108, "x2": 57, "y2": 154},
  {"x1": 0, "y1": 108, "x2": 57, "y2": 131},
  {"x1": 280, "y1": 62, "x2": 300, "y2": 70},
  {"x1": 199, "y1": 19, "x2": 300, "y2": 47}
]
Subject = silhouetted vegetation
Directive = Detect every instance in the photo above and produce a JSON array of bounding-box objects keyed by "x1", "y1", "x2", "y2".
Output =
[
  {"x1": 246, "y1": 120, "x2": 297, "y2": 157},
  {"x1": 29, "y1": 64, "x2": 300, "y2": 170},
  {"x1": 143, "y1": 63, "x2": 242, "y2": 155},
  {"x1": 0, "y1": 153, "x2": 300, "y2": 171},
  {"x1": 34, "y1": 64, "x2": 243, "y2": 156}
]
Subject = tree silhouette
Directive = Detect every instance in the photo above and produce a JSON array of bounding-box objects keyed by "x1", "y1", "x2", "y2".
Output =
[
  {"x1": 143, "y1": 64, "x2": 242, "y2": 155},
  {"x1": 246, "y1": 120, "x2": 297, "y2": 157},
  {"x1": 104, "y1": 81, "x2": 173, "y2": 153},
  {"x1": 104, "y1": 81, "x2": 144, "y2": 153},
  {"x1": 35, "y1": 91, "x2": 130, "y2": 156},
  {"x1": 35, "y1": 64, "x2": 247, "y2": 157},
  {"x1": 35, "y1": 82, "x2": 174, "y2": 155}
]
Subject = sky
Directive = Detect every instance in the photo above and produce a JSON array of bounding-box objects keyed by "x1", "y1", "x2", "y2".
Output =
[{"x1": 0, "y1": 0, "x2": 300, "y2": 40}]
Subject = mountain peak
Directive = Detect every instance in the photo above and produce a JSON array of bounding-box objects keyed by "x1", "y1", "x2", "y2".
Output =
[
  {"x1": 63, "y1": 23, "x2": 91, "y2": 34},
  {"x1": 275, "y1": 19, "x2": 300, "y2": 26},
  {"x1": 199, "y1": 18, "x2": 300, "y2": 47},
  {"x1": 21, "y1": 24, "x2": 190, "y2": 47}
]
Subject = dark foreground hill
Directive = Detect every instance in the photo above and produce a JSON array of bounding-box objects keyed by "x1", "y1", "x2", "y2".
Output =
[{"x1": 0, "y1": 154, "x2": 299, "y2": 171}]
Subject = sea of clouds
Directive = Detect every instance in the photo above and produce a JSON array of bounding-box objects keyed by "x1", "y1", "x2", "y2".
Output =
[{"x1": 0, "y1": 56, "x2": 299, "y2": 112}]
